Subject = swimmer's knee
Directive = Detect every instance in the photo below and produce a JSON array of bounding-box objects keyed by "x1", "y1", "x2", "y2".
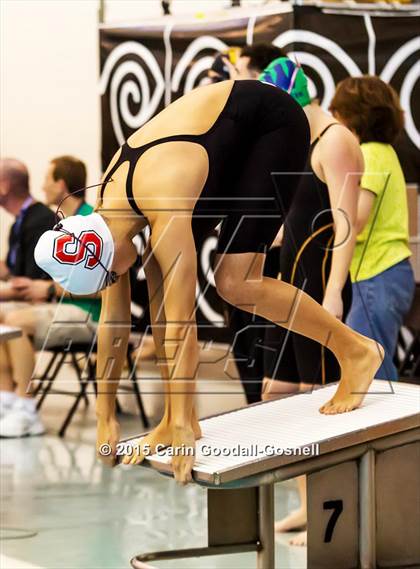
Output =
[
  {"x1": 263, "y1": 378, "x2": 300, "y2": 399},
  {"x1": 215, "y1": 273, "x2": 250, "y2": 306}
]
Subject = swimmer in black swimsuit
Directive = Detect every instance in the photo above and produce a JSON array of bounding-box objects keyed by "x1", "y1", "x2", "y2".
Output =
[
  {"x1": 35, "y1": 79, "x2": 384, "y2": 484},
  {"x1": 98, "y1": 79, "x2": 306, "y2": 254},
  {"x1": 263, "y1": 124, "x2": 354, "y2": 393}
]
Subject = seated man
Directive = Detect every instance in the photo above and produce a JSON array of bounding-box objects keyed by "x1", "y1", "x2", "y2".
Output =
[
  {"x1": 0, "y1": 159, "x2": 55, "y2": 288},
  {"x1": 0, "y1": 156, "x2": 101, "y2": 437}
]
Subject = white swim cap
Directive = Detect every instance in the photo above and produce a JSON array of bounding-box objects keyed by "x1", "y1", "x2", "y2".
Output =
[{"x1": 34, "y1": 213, "x2": 115, "y2": 295}]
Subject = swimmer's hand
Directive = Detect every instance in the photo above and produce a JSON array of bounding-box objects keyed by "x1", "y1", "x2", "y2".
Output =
[
  {"x1": 96, "y1": 416, "x2": 120, "y2": 467},
  {"x1": 322, "y1": 287, "x2": 344, "y2": 320},
  {"x1": 121, "y1": 421, "x2": 195, "y2": 485}
]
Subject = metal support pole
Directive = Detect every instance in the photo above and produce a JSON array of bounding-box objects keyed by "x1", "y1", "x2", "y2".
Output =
[
  {"x1": 359, "y1": 449, "x2": 376, "y2": 569},
  {"x1": 257, "y1": 483, "x2": 275, "y2": 569}
]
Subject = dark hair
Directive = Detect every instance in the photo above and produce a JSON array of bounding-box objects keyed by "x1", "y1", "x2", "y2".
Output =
[
  {"x1": 0, "y1": 159, "x2": 29, "y2": 198},
  {"x1": 209, "y1": 54, "x2": 230, "y2": 81},
  {"x1": 240, "y1": 43, "x2": 287, "y2": 73},
  {"x1": 329, "y1": 75, "x2": 404, "y2": 144},
  {"x1": 51, "y1": 156, "x2": 87, "y2": 198}
]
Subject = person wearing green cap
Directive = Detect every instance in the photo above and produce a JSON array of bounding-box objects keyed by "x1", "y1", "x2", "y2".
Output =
[
  {"x1": 260, "y1": 58, "x2": 364, "y2": 546},
  {"x1": 260, "y1": 56, "x2": 312, "y2": 107}
]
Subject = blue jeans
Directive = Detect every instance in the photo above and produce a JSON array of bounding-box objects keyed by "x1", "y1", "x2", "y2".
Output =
[{"x1": 346, "y1": 259, "x2": 415, "y2": 381}]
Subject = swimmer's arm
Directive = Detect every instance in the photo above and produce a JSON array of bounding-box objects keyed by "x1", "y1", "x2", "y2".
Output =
[
  {"x1": 150, "y1": 217, "x2": 199, "y2": 428},
  {"x1": 95, "y1": 270, "x2": 131, "y2": 420},
  {"x1": 322, "y1": 133, "x2": 362, "y2": 313}
]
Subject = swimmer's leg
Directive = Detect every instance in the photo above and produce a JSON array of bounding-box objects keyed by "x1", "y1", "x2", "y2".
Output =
[
  {"x1": 143, "y1": 240, "x2": 202, "y2": 438},
  {"x1": 149, "y1": 216, "x2": 200, "y2": 484},
  {"x1": 215, "y1": 253, "x2": 384, "y2": 415},
  {"x1": 122, "y1": 239, "x2": 202, "y2": 466}
]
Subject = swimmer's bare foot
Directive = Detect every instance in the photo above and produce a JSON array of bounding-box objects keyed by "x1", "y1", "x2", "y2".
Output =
[
  {"x1": 192, "y1": 408, "x2": 202, "y2": 439},
  {"x1": 171, "y1": 425, "x2": 196, "y2": 485},
  {"x1": 122, "y1": 415, "x2": 201, "y2": 482},
  {"x1": 275, "y1": 508, "x2": 307, "y2": 533},
  {"x1": 122, "y1": 420, "x2": 173, "y2": 466},
  {"x1": 319, "y1": 336, "x2": 384, "y2": 415},
  {"x1": 289, "y1": 530, "x2": 307, "y2": 547},
  {"x1": 96, "y1": 416, "x2": 121, "y2": 467}
]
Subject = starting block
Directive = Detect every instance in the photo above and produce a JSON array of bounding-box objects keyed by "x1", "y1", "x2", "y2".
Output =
[{"x1": 124, "y1": 380, "x2": 420, "y2": 569}]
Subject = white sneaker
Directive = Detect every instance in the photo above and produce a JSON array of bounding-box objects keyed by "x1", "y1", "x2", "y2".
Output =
[
  {"x1": 0, "y1": 403, "x2": 45, "y2": 438},
  {"x1": 0, "y1": 392, "x2": 18, "y2": 419},
  {"x1": 0, "y1": 400, "x2": 14, "y2": 419}
]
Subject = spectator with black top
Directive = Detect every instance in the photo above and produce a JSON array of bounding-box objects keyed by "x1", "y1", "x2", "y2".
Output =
[{"x1": 0, "y1": 158, "x2": 55, "y2": 290}]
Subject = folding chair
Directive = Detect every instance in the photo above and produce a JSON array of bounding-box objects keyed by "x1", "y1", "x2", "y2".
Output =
[{"x1": 34, "y1": 336, "x2": 149, "y2": 437}]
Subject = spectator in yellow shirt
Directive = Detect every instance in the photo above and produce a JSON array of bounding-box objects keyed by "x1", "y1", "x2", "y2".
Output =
[{"x1": 330, "y1": 76, "x2": 415, "y2": 380}]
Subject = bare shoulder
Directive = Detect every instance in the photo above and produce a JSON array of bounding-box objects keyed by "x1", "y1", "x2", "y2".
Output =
[
  {"x1": 319, "y1": 124, "x2": 363, "y2": 168},
  {"x1": 321, "y1": 123, "x2": 358, "y2": 150}
]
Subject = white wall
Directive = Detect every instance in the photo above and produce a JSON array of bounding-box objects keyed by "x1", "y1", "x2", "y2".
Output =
[
  {"x1": 1, "y1": 0, "x2": 260, "y2": 256},
  {"x1": 0, "y1": 0, "x2": 265, "y2": 197},
  {"x1": 1, "y1": 0, "x2": 101, "y2": 256}
]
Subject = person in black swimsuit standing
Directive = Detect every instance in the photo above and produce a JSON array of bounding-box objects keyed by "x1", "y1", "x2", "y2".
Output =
[
  {"x1": 35, "y1": 79, "x2": 383, "y2": 484},
  {"x1": 263, "y1": 125, "x2": 355, "y2": 395},
  {"x1": 259, "y1": 59, "x2": 363, "y2": 544}
]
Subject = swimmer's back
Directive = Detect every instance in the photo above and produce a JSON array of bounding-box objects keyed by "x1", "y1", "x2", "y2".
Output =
[
  {"x1": 126, "y1": 79, "x2": 302, "y2": 149},
  {"x1": 127, "y1": 80, "x2": 236, "y2": 149}
]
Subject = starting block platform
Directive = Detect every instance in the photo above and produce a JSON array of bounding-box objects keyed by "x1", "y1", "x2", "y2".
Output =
[{"x1": 125, "y1": 380, "x2": 420, "y2": 569}]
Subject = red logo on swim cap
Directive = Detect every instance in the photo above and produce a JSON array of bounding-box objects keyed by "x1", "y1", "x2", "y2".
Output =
[{"x1": 53, "y1": 231, "x2": 103, "y2": 269}]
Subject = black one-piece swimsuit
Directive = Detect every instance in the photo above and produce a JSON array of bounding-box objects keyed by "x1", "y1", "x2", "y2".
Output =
[
  {"x1": 229, "y1": 124, "x2": 353, "y2": 402},
  {"x1": 263, "y1": 124, "x2": 353, "y2": 385},
  {"x1": 100, "y1": 80, "x2": 310, "y2": 254}
]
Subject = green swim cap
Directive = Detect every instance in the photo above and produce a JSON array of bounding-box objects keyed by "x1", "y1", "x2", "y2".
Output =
[{"x1": 259, "y1": 57, "x2": 311, "y2": 107}]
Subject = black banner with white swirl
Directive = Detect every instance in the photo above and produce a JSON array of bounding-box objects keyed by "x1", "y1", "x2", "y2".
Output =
[
  {"x1": 100, "y1": 4, "x2": 419, "y2": 339},
  {"x1": 289, "y1": 5, "x2": 419, "y2": 183},
  {"x1": 99, "y1": 9, "x2": 293, "y2": 166}
]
